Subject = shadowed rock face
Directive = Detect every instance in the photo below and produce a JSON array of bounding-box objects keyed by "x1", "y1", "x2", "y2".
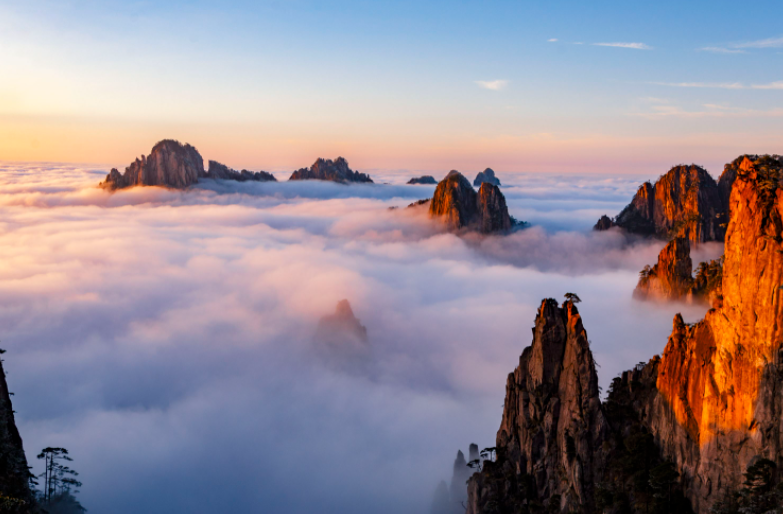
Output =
[
  {"x1": 595, "y1": 164, "x2": 727, "y2": 243},
  {"x1": 476, "y1": 183, "x2": 512, "y2": 233},
  {"x1": 0, "y1": 357, "x2": 34, "y2": 509},
  {"x1": 101, "y1": 140, "x2": 204, "y2": 190},
  {"x1": 407, "y1": 175, "x2": 437, "y2": 185},
  {"x1": 593, "y1": 214, "x2": 615, "y2": 231},
  {"x1": 467, "y1": 299, "x2": 607, "y2": 514},
  {"x1": 289, "y1": 157, "x2": 373, "y2": 183},
  {"x1": 205, "y1": 161, "x2": 277, "y2": 182},
  {"x1": 473, "y1": 168, "x2": 500, "y2": 187},
  {"x1": 429, "y1": 171, "x2": 511, "y2": 234}
]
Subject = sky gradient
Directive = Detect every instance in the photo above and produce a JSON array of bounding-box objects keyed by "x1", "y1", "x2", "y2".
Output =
[{"x1": 1, "y1": 0, "x2": 782, "y2": 174}]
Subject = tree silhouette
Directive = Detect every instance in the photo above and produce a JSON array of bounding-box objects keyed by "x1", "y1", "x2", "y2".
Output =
[{"x1": 564, "y1": 292, "x2": 582, "y2": 303}]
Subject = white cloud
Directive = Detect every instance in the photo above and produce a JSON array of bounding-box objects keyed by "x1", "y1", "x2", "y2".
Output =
[
  {"x1": 733, "y1": 35, "x2": 783, "y2": 49},
  {"x1": 650, "y1": 81, "x2": 783, "y2": 90},
  {"x1": 475, "y1": 79, "x2": 509, "y2": 91},
  {"x1": 698, "y1": 46, "x2": 745, "y2": 54},
  {"x1": 593, "y1": 42, "x2": 652, "y2": 50},
  {"x1": 632, "y1": 104, "x2": 783, "y2": 119},
  {"x1": 0, "y1": 163, "x2": 717, "y2": 513},
  {"x1": 547, "y1": 38, "x2": 558, "y2": 42}
]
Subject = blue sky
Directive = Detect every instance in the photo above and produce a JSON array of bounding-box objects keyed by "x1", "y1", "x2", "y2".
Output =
[{"x1": 0, "y1": 0, "x2": 781, "y2": 173}]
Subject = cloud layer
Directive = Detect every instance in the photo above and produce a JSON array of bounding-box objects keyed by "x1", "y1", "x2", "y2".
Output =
[{"x1": 0, "y1": 164, "x2": 717, "y2": 513}]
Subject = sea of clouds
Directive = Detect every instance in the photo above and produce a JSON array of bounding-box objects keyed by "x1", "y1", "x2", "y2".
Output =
[{"x1": 0, "y1": 163, "x2": 722, "y2": 513}]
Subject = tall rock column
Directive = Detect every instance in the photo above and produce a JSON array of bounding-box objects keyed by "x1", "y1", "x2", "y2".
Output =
[{"x1": 467, "y1": 299, "x2": 607, "y2": 513}]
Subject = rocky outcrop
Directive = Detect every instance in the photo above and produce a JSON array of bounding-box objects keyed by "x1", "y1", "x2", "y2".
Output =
[
  {"x1": 205, "y1": 161, "x2": 276, "y2": 182},
  {"x1": 622, "y1": 155, "x2": 783, "y2": 512},
  {"x1": 429, "y1": 171, "x2": 512, "y2": 234},
  {"x1": 593, "y1": 215, "x2": 615, "y2": 231},
  {"x1": 634, "y1": 237, "x2": 695, "y2": 301},
  {"x1": 101, "y1": 140, "x2": 204, "y2": 190},
  {"x1": 473, "y1": 168, "x2": 500, "y2": 187},
  {"x1": 635, "y1": 236, "x2": 724, "y2": 304},
  {"x1": 0, "y1": 354, "x2": 34, "y2": 511},
  {"x1": 466, "y1": 299, "x2": 607, "y2": 514},
  {"x1": 289, "y1": 157, "x2": 373, "y2": 183},
  {"x1": 408, "y1": 176, "x2": 438, "y2": 185},
  {"x1": 315, "y1": 300, "x2": 368, "y2": 347},
  {"x1": 100, "y1": 140, "x2": 278, "y2": 190},
  {"x1": 594, "y1": 164, "x2": 727, "y2": 243}
]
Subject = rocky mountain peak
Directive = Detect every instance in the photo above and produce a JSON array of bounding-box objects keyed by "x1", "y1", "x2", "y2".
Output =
[
  {"x1": 428, "y1": 171, "x2": 512, "y2": 233},
  {"x1": 205, "y1": 160, "x2": 277, "y2": 182},
  {"x1": 0, "y1": 356, "x2": 34, "y2": 508},
  {"x1": 101, "y1": 139, "x2": 204, "y2": 190},
  {"x1": 473, "y1": 168, "x2": 500, "y2": 187},
  {"x1": 407, "y1": 175, "x2": 437, "y2": 185},
  {"x1": 594, "y1": 163, "x2": 727, "y2": 243},
  {"x1": 467, "y1": 298, "x2": 607, "y2": 513},
  {"x1": 289, "y1": 157, "x2": 373, "y2": 183},
  {"x1": 634, "y1": 237, "x2": 694, "y2": 301},
  {"x1": 315, "y1": 299, "x2": 368, "y2": 347}
]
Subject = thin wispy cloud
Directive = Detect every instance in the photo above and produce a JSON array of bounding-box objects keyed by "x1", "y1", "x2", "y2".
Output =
[
  {"x1": 651, "y1": 81, "x2": 783, "y2": 90},
  {"x1": 698, "y1": 46, "x2": 745, "y2": 54},
  {"x1": 547, "y1": 38, "x2": 558, "y2": 42},
  {"x1": 733, "y1": 35, "x2": 783, "y2": 49},
  {"x1": 475, "y1": 80, "x2": 509, "y2": 91},
  {"x1": 633, "y1": 104, "x2": 783, "y2": 119},
  {"x1": 593, "y1": 42, "x2": 652, "y2": 50}
]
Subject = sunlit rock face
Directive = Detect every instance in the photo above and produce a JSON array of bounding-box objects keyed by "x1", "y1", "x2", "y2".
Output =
[
  {"x1": 473, "y1": 168, "x2": 500, "y2": 187},
  {"x1": 205, "y1": 161, "x2": 277, "y2": 182},
  {"x1": 595, "y1": 164, "x2": 727, "y2": 243},
  {"x1": 629, "y1": 155, "x2": 783, "y2": 511},
  {"x1": 288, "y1": 157, "x2": 373, "y2": 183},
  {"x1": 467, "y1": 299, "x2": 607, "y2": 514},
  {"x1": 429, "y1": 171, "x2": 511, "y2": 234},
  {"x1": 101, "y1": 140, "x2": 205, "y2": 190},
  {"x1": 634, "y1": 237, "x2": 694, "y2": 301},
  {"x1": 635, "y1": 237, "x2": 723, "y2": 304},
  {"x1": 0, "y1": 358, "x2": 34, "y2": 508}
]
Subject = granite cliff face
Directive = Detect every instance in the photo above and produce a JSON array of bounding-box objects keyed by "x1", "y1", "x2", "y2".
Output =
[
  {"x1": 628, "y1": 155, "x2": 783, "y2": 511},
  {"x1": 465, "y1": 155, "x2": 783, "y2": 513},
  {"x1": 408, "y1": 175, "x2": 438, "y2": 185},
  {"x1": 595, "y1": 164, "x2": 727, "y2": 243},
  {"x1": 0, "y1": 356, "x2": 34, "y2": 511},
  {"x1": 467, "y1": 299, "x2": 607, "y2": 513},
  {"x1": 634, "y1": 237, "x2": 723, "y2": 304},
  {"x1": 429, "y1": 171, "x2": 512, "y2": 234},
  {"x1": 634, "y1": 237, "x2": 694, "y2": 301},
  {"x1": 101, "y1": 140, "x2": 204, "y2": 190},
  {"x1": 473, "y1": 168, "x2": 500, "y2": 187},
  {"x1": 289, "y1": 157, "x2": 373, "y2": 183},
  {"x1": 205, "y1": 161, "x2": 277, "y2": 182}
]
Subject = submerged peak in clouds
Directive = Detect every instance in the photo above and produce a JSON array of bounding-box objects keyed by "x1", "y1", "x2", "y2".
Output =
[
  {"x1": 289, "y1": 157, "x2": 374, "y2": 184},
  {"x1": 315, "y1": 299, "x2": 369, "y2": 348},
  {"x1": 101, "y1": 139, "x2": 204, "y2": 190},
  {"x1": 101, "y1": 139, "x2": 276, "y2": 191},
  {"x1": 473, "y1": 168, "x2": 500, "y2": 187}
]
